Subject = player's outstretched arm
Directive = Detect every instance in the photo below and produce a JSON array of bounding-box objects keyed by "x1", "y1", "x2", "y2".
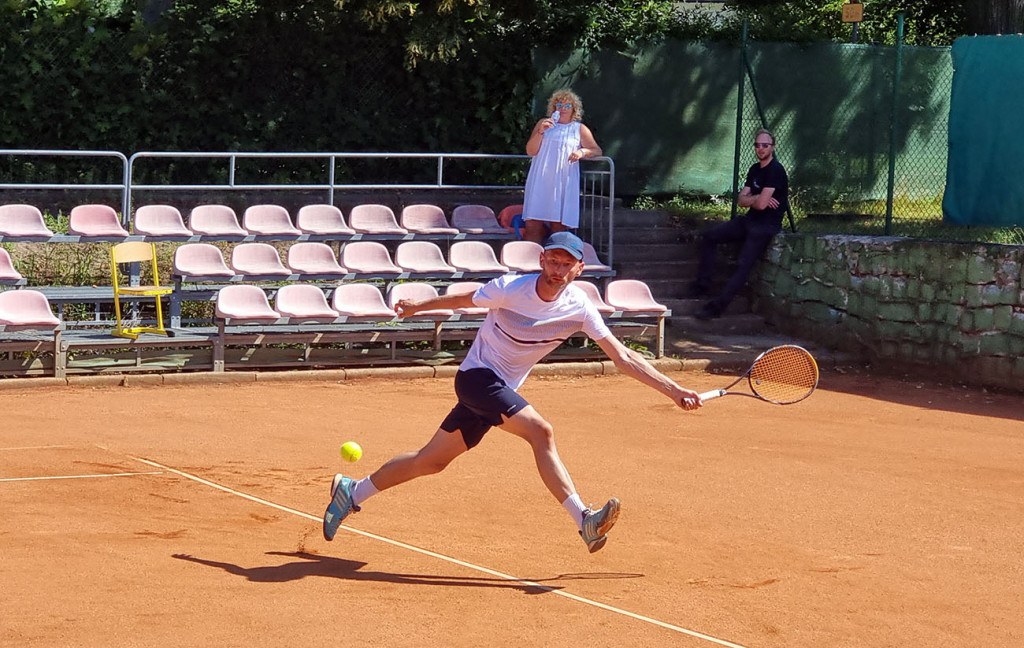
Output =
[
  {"x1": 394, "y1": 292, "x2": 478, "y2": 318},
  {"x1": 594, "y1": 335, "x2": 702, "y2": 410}
]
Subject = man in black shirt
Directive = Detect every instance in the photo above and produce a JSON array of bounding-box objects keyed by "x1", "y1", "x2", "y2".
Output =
[{"x1": 690, "y1": 128, "x2": 789, "y2": 320}]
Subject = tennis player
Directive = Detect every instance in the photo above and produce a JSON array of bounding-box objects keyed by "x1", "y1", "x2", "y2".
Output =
[{"x1": 323, "y1": 231, "x2": 703, "y2": 552}]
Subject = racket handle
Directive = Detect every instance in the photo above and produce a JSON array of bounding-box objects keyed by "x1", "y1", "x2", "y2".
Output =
[{"x1": 698, "y1": 389, "x2": 726, "y2": 401}]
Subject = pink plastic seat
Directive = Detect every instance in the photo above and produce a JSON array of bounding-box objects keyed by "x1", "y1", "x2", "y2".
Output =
[
  {"x1": 133, "y1": 205, "x2": 193, "y2": 236},
  {"x1": 275, "y1": 284, "x2": 338, "y2": 321},
  {"x1": 296, "y1": 205, "x2": 355, "y2": 235},
  {"x1": 348, "y1": 204, "x2": 408, "y2": 234},
  {"x1": 68, "y1": 204, "x2": 130, "y2": 237},
  {"x1": 501, "y1": 240, "x2": 543, "y2": 272},
  {"x1": 445, "y1": 282, "x2": 488, "y2": 315},
  {"x1": 189, "y1": 205, "x2": 248, "y2": 236},
  {"x1": 575, "y1": 281, "x2": 615, "y2": 315},
  {"x1": 0, "y1": 204, "x2": 55, "y2": 237},
  {"x1": 243, "y1": 204, "x2": 301, "y2": 235},
  {"x1": 448, "y1": 241, "x2": 509, "y2": 273},
  {"x1": 0, "y1": 249, "x2": 23, "y2": 281},
  {"x1": 172, "y1": 243, "x2": 235, "y2": 278},
  {"x1": 604, "y1": 280, "x2": 668, "y2": 313},
  {"x1": 215, "y1": 285, "x2": 280, "y2": 322},
  {"x1": 286, "y1": 242, "x2": 348, "y2": 275},
  {"x1": 0, "y1": 290, "x2": 61, "y2": 329},
  {"x1": 582, "y1": 242, "x2": 613, "y2": 273},
  {"x1": 451, "y1": 205, "x2": 507, "y2": 234},
  {"x1": 339, "y1": 242, "x2": 402, "y2": 275},
  {"x1": 400, "y1": 204, "x2": 458, "y2": 235},
  {"x1": 230, "y1": 243, "x2": 290, "y2": 276},
  {"x1": 330, "y1": 284, "x2": 396, "y2": 318},
  {"x1": 395, "y1": 241, "x2": 456, "y2": 274},
  {"x1": 387, "y1": 283, "x2": 453, "y2": 316}
]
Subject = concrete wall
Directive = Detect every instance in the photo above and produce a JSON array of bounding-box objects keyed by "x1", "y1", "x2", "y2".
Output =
[{"x1": 752, "y1": 233, "x2": 1024, "y2": 391}]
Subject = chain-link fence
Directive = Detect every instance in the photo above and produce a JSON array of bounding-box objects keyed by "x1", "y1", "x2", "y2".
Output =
[{"x1": 739, "y1": 24, "x2": 959, "y2": 240}]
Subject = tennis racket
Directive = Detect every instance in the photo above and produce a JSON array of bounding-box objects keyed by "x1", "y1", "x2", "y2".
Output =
[{"x1": 699, "y1": 345, "x2": 819, "y2": 405}]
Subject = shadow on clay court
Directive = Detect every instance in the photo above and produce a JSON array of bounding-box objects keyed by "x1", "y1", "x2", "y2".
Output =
[{"x1": 173, "y1": 552, "x2": 644, "y2": 595}]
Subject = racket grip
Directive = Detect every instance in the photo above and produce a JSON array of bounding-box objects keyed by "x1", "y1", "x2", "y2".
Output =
[{"x1": 698, "y1": 389, "x2": 726, "y2": 401}]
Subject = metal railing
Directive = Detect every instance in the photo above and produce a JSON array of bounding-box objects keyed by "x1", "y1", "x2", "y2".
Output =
[
  {"x1": 0, "y1": 149, "x2": 130, "y2": 217},
  {"x1": 1, "y1": 149, "x2": 616, "y2": 263}
]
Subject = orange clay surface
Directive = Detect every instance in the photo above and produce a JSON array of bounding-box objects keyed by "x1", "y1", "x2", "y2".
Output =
[{"x1": 2, "y1": 369, "x2": 1023, "y2": 648}]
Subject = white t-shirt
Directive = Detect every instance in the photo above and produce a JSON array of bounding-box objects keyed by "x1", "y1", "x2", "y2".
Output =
[{"x1": 460, "y1": 274, "x2": 612, "y2": 390}]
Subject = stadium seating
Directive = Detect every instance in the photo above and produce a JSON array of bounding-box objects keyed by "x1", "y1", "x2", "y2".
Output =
[
  {"x1": 296, "y1": 204, "x2": 355, "y2": 235},
  {"x1": 339, "y1": 241, "x2": 403, "y2": 275},
  {"x1": 330, "y1": 283, "x2": 396, "y2": 318},
  {"x1": 285, "y1": 242, "x2": 348, "y2": 275},
  {"x1": 0, "y1": 290, "x2": 61, "y2": 329},
  {"x1": 133, "y1": 205, "x2": 193, "y2": 237},
  {"x1": 215, "y1": 285, "x2": 280, "y2": 323},
  {"x1": 190, "y1": 205, "x2": 247, "y2": 236},
  {"x1": 582, "y1": 242, "x2": 613, "y2": 274},
  {"x1": 172, "y1": 243, "x2": 235, "y2": 278},
  {"x1": 395, "y1": 241, "x2": 457, "y2": 274},
  {"x1": 0, "y1": 248, "x2": 24, "y2": 283},
  {"x1": 400, "y1": 204, "x2": 459, "y2": 235},
  {"x1": 448, "y1": 241, "x2": 509, "y2": 273},
  {"x1": 68, "y1": 204, "x2": 130, "y2": 237},
  {"x1": 500, "y1": 240, "x2": 543, "y2": 272},
  {"x1": 348, "y1": 204, "x2": 408, "y2": 235},
  {"x1": 229, "y1": 243, "x2": 290, "y2": 276},
  {"x1": 452, "y1": 204, "x2": 506, "y2": 234},
  {"x1": 605, "y1": 279, "x2": 668, "y2": 313},
  {"x1": 575, "y1": 281, "x2": 615, "y2": 315},
  {"x1": 0, "y1": 204, "x2": 55, "y2": 237},
  {"x1": 243, "y1": 204, "x2": 301, "y2": 235},
  {"x1": 275, "y1": 284, "x2": 338, "y2": 322}
]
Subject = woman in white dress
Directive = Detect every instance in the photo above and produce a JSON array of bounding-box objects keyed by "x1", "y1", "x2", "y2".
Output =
[{"x1": 522, "y1": 89, "x2": 603, "y2": 243}]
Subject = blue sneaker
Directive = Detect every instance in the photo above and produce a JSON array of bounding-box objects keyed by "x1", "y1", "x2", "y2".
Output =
[
  {"x1": 580, "y1": 498, "x2": 620, "y2": 553},
  {"x1": 323, "y1": 474, "x2": 360, "y2": 541}
]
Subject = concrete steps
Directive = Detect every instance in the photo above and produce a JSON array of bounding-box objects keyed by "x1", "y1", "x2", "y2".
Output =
[{"x1": 609, "y1": 208, "x2": 769, "y2": 343}]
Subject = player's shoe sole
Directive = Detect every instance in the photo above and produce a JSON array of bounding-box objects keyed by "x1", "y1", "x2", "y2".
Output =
[
  {"x1": 323, "y1": 474, "x2": 360, "y2": 541},
  {"x1": 580, "y1": 497, "x2": 620, "y2": 553}
]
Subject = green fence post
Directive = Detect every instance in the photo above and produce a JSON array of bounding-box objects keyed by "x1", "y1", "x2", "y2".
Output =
[
  {"x1": 731, "y1": 22, "x2": 748, "y2": 220},
  {"x1": 885, "y1": 13, "x2": 905, "y2": 236}
]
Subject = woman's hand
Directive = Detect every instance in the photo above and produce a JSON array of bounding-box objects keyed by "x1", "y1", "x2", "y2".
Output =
[{"x1": 568, "y1": 147, "x2": 589, "y2": 163}]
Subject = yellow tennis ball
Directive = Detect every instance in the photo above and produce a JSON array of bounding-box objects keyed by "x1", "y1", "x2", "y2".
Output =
[{"x1": 340, "y1": 441, "x2": 363, "y2": 463}]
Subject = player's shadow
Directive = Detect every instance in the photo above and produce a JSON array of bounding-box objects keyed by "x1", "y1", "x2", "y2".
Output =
[{"x1": 173, "y1": 551, "x2": 643, "y2": 595}]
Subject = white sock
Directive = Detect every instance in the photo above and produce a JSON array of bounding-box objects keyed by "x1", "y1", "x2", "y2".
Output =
[
  {"x1": 562, "y1": 493, "x2": 587, "y2": 531},
  {"x1": 351, "y1": 476, "x2": 380, "y2": 507}
]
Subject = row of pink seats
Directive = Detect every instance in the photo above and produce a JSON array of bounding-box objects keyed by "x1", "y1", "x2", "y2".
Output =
[
  {"x1": 215, "y1": 279, "x2": 666, "y2": 324},
  {"x1": 0, "y1": 203, "x2": 510, "y2": 238},
  {"x1": 173, "y1": 240, "x2": 611, "y2": 278}
]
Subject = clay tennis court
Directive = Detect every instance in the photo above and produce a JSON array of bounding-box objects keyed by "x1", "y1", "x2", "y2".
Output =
[{"x1": 2, "y1": 367, "x2": 1023, "y2": 647}]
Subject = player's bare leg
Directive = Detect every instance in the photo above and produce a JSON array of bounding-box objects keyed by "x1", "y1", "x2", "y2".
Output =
[
  {"x1": 366, "y1": 426, "x2": 469, "y2": 490},
  {"x1": 500, "y1": 405, "x2": 620, "y2": 552},
  {"x1": 523, "y1": 219, "x2": 549, "y2": 244},
  {"x1": 499, "y1": 405, "x2": 576, "y2": 501}
]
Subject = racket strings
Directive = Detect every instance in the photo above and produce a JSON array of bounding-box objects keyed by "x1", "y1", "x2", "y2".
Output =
[{"x1": 748, "y1": 346, "x2": 819, "y2": 404}]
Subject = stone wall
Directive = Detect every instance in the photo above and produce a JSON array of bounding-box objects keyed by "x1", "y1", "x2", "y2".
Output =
[{"x1": 752, "y1": 233, "x2": 1024, "y2": 391}]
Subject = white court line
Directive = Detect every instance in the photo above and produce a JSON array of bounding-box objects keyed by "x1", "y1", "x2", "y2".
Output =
[
  {"x1": 0, "y1": 471, "x2": 163, "y2": 483},
  {"x1": 130, "y1": 455, "x2": 749, "y2": 648}
]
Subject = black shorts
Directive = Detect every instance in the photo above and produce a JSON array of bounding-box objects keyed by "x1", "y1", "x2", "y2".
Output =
[{"x1": 440, "y1": 368, "x2": 530, "y2": 449}]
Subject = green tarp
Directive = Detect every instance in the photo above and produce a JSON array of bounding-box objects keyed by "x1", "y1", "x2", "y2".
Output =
[{"x1": 943, "y1": 35, "x2": 1024, "y2": 226}]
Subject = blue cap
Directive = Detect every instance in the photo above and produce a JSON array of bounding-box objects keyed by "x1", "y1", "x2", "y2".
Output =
[{"x1": 542, "y1": 231, "x2": 585, "y2": 260}]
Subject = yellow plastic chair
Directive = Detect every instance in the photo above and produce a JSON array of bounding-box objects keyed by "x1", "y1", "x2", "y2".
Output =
[{"x1": 110, "y1": 242, "x2": 173, "y2": 339}]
